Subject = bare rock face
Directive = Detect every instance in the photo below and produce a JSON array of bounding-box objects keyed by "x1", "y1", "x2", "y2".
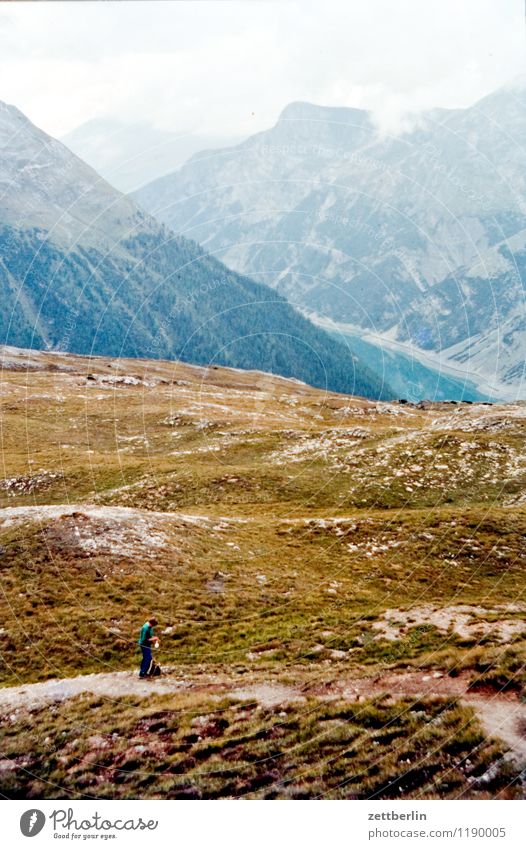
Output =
[{"x1": 134, "y1": 86, "x2": 526, "y2": 397}]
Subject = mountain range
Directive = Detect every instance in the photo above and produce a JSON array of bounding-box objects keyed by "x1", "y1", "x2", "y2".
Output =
[
  {"x1": 0, "y1": 100, "x2": 388, "y2": 400},
  {"x1": 61, "y1": 118, "x2": 242, "y2": 193},
  {"x1": 134, "y1": 85, "x2": 526, "y2": 399}
]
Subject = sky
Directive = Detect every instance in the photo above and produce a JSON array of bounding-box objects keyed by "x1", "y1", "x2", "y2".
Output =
[{"x1": 0, "y1": 0, "x2": 525, "y2": 143}]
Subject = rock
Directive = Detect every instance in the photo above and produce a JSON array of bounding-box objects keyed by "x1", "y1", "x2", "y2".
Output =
[{"x1": 476, "y1": 762, "x2": 501, "y2": 785}]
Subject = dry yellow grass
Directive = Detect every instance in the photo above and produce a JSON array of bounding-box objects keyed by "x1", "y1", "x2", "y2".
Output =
[{"x1": 1, "y1": 345, "x2": 526, "y2": 798}]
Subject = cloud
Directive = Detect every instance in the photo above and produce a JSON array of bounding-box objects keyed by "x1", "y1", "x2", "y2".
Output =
[{"x1": 0, "y1": 0, "x2": 523, "y2": 139}]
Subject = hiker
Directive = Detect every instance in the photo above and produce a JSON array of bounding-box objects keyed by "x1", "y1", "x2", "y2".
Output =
[{"x1": 138, "y1": 616, "x2": 159, "y2": 678}]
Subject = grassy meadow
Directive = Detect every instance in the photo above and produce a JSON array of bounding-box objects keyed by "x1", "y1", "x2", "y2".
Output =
[{"x1": 1, "y1": 347, "x2": 525, "y2": 798}]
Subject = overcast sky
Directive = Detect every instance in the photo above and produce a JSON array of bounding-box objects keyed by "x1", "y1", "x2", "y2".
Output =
[{"x1": 0, "y1": 0, "x2": 524, "y2": 140}]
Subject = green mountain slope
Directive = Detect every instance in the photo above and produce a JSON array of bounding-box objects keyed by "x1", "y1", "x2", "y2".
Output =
[{"x1": 0, "y1": 101, "x2": 390, "y2": 399}]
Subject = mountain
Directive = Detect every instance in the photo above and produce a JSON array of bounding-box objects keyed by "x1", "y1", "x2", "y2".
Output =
[
  {"x1": 133, "y1": 86, "x2": 526, "y2": 398},
  {"x1": 0, "y1": 100, "x2": 389, "y2": 400},
  {"x1": 61, "y1": 118, "x2": 242, "y2": 192}
]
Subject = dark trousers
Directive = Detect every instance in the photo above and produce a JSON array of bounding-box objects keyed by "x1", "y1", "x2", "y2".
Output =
[{"x1": 140, "y1": 646, "x2": 152, "y2": 676}]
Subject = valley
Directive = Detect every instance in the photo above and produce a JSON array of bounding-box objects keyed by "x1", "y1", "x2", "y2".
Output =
[
  {"x1": 0, "y1": 100, "x2": 384, "y2": 400},
  {"x1": 134, "y1": 88, "x2": 526, "y2": 398}
]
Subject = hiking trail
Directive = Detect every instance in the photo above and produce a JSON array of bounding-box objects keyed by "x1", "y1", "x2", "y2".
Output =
[{"x1": 1, "y1": 668, "x2": 526, "y2": 761}]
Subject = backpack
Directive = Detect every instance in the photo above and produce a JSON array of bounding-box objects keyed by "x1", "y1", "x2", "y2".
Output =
[{"x1": 147, "y1": 658, "x2": 161, "y2": 677}]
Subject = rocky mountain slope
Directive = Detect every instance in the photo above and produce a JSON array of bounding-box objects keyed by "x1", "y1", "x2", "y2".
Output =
[
  {"x1": 133, "y1": 86, "x2": 526, "y2": 397},
  {"x1": 0, "y1": 100, "x2": 387, "y2": 399}
]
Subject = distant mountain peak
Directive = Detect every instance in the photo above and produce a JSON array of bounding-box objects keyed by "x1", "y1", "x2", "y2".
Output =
[
  {"x1": 0, "y1": 99, "x2": 28, "y2": 120},
  {"x1": 0, "y1": 99, "x2": 36, "y2": 145},
  {"x1": 134, "y1": 83, "x2": 526, "y2": 398},
  {"x1": 278, "y1": 100, "x2": 370, "y2": 124}
]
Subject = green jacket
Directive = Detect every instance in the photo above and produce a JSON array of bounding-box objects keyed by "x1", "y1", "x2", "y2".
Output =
[{"x1": 138, "y1": 622, "x2": 155, "y2": 647}]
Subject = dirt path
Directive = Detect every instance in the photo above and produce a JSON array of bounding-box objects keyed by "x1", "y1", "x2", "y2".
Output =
[
  {"x1": 0, "y1": 503, "x2": 441, "y2": 529},
  {"x1": 0, "y1": 670, "x2": 191, "y2": 711},
  {"x1": 1, "y1": 668, "x2": 526, "y2": 761},
  {"x1": 323, "y1": 670, "x2": 526, "y2": 761},
  {"x1": 466, "y1": 697, "x2": 526, "y2": 760},
  {"x1": 0, "y1": 504, "x2": 220, "y2": 529}
]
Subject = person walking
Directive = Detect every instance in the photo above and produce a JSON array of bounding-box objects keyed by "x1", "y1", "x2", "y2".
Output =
[{"x1": 138, "y1": 616, "x2": 159, "y2": 678}]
